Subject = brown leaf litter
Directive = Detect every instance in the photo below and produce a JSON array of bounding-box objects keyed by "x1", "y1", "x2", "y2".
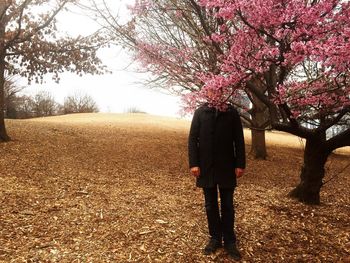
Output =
[{"x1": 0, "y1": 113, "x2": 349, "y2": 262}]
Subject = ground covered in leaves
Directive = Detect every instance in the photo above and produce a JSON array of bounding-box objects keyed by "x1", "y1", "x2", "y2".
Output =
[{"x1": 0, "y1": 113, "x2": 349, "y2": 263}]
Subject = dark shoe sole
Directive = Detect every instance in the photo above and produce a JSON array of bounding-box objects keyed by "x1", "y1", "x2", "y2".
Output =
[
  {"x1": 224, "y1": 247, "x2": 242, "y2": 261},
  {"x1": 203, "y1": 244, "x2": 222, "y2": 255},
  {"x1": 227, "y1": 253, "x2": 242, "y2": 261}
]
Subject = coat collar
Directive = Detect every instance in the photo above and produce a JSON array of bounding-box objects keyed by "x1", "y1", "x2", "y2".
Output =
[{"x1": 201, "y1": 103, "x2": 234, "y2": 113}]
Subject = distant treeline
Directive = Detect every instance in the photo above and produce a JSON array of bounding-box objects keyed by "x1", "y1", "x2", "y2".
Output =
[{"x1": 4, "y1": 80, "x2": 99, "y2": 119}]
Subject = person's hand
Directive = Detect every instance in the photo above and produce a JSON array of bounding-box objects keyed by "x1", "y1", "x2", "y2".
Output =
[
  {"x1": 235, "y1": 168, "x2": 245, "y2": 178},
  {"x1": 190, "y1": 167, "x2": 200, "y2": 177}
]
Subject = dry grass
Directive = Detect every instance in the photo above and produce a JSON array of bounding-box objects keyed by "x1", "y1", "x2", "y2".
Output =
[{"x1": 0, "y1": 113, "x2": 349, "y2": 263}]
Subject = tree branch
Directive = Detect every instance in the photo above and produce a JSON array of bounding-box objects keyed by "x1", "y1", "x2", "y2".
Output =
[
  {"x1": 187, "y1": 0, "x2": 223, "y2": 55},
  {"x1": 0, "y1": 1, "x2": 12, "y2": 21},
  {"x1": 5, "y1": 0, "x2": 70, "y2": 49},
  {"x1": 326, "y1": 128, "x2": 350, "y2": 152},
  {"x1": 237, "y1": 10, "x2": 281, "y2": 44},
  {"x1": 315, "y1": 107, "x2": 350, "y2": 133}
]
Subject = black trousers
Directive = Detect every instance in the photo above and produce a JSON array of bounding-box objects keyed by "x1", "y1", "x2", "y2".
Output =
[{"x1": 203, "y1": 186, "x2": 236, "y2": 244}]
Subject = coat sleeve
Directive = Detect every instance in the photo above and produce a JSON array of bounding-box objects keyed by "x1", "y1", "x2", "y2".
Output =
[
  {"x1": 233, "y1": 109, "x2": 246, "y2": 169},
  {"x1": 188, "y1": 108, "x2": 201, "y2": 168}
]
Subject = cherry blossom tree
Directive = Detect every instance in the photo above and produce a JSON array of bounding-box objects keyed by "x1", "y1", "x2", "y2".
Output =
[
  {"x1": 195, "y1": 0, "x2": 350, "y2": 204},
  {"x1": 0, "y1": 0, "x2": 107, "y2": 141},
  {"x1": 88, "y1": 0, "x2": 270, "y2": 159}
]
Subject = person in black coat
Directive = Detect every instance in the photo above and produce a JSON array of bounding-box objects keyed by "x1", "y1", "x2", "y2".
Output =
[{"x1": 188, "y1": 103, "x2": 246, "y2": 260}]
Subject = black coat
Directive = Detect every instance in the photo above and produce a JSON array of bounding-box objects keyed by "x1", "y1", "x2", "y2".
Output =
[{"x1": 188, "y1": 104, "x2": 246, "y2": 188}]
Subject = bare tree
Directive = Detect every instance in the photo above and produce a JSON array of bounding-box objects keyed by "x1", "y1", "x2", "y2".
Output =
[
  {"x1": 31, "y1": 91, "x2": 58, "y2": 117},
  {"x1": 0, "y1": 0, "x2": 107, "y2": 141},
  {"x1": 11, "y1": 95, "x2": 34, "y2": 119},
  {"x1": 124, "y1": 106, "x2": 146, "y2": 114},
  {"x1": 3, "y1": 76, "x2": 24, "y2": 118},
  {"x1": 64, "y1": 92, "x2": 99, "y2": 113}
]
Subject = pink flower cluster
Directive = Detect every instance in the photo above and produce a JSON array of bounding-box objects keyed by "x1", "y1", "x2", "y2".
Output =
[
  {"x1": 127, "y1": 0, "x2": 154, "y2": 15},
  {"x1": 275, "y1": 80, "x2": 350, "y2": 119},
  {"x1": 135, "y1": 41, "x2": 195, "y2": 79},
  {"x1": 196, "y1": 0, "x2": 350, "y2": 118}
]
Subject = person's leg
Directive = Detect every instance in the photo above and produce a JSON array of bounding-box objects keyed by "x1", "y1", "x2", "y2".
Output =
[
  {"x1": 219, "y1": 187, "x2": 241, "y2": 260},
  {"x1": 203, "y1": 186, "x2": 222, "y2": 254},
  {"x1": 219, "y1": 187, "x2": 236, "y2": 244}
]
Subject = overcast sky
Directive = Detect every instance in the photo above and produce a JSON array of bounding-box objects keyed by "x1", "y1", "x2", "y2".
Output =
[{"x1": 21, "y1": 0, "x2": 183, "y2": 117}]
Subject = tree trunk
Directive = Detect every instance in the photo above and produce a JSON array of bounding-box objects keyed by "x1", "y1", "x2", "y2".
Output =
[
  {"x1": 249, "y1": 93, "x2": 269, "y2": 159},
  {"x1": 0, "y1": 58, "x2": 10, "y2": 142},
  {"x1": 250, "y1": 128, "x2": 267, "y2": 159},
  {"x1": 289, "y1": 136, "x2": 329, "y2": 205},
  {"x1": 0, "y1": 14, "x2": 9, "y2": 142},
  {"x1": 0, "y1": 74, "x2": 9, "y2": 141}
]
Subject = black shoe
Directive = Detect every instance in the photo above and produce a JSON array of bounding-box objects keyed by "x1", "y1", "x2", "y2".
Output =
[
  {"x1": 224, "y1": 243, "x2": 242, "y2": 261},
  {"x1": 203, "y1": 239, "x2": 222, "y2": 255}
]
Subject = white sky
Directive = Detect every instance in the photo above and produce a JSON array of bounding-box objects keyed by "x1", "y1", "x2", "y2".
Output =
[{"x1": 21, "y1": 0, "x2": 183, "y2": 117}]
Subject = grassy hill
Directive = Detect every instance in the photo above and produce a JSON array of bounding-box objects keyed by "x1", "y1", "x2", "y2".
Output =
[{"x1": 0, "y1": 113, "x2": 349, "y2": 262}]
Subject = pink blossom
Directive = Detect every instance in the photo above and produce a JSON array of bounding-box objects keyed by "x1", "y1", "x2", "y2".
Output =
[
  {"x1": 197, "y1": 0, "x2": 350, "y2": 118},
  {"x1": 127, "y1": 0, "x2": 154, "y2": 15}
]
